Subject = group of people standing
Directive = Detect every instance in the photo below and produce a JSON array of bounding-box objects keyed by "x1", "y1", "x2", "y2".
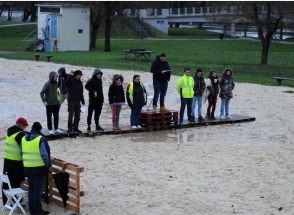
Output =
[
  {"x1": 40, "y1": 53, "x2": 235, "y2": 132},
  {"x1": 40, "y1": 67, "x2": 148, "y2": 132},
  {"x1": 176, "y1": 67, "x2": 235, "y2": 124}
]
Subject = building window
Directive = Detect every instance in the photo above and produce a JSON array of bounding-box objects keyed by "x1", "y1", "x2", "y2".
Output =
[
  {"x1": 40, "y1": 7, "x2": 60, "y2": 13},
  {"x1": 78, "y1": 29, "x2": 83, "y2": 33}
]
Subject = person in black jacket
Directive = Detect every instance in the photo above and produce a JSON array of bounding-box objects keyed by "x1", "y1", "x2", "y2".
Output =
[
  {"x1": 57, "y1": 67, "x2": 69, "y2": 107},
  {"x1": 85, "y1": 68, "x2": 104, "y2": 132},
  {"x1": 126, "y1": 75, "x2": 147, "y2": 129},
  {"x1": 150, "y1": 53, "x2": 171, "y2": 112},
  {"x1": 108, "y1": 74, "x2": 125, "y2": 130},
  {"x1": 2, "y1": 117, "x2": 28, "y2": 206},
  {"x1": 66, "y1": 70, "x2": 85, "y2": 133}
]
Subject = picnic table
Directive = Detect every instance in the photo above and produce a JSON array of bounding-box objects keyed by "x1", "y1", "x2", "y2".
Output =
[{"x1": 122, "y1": 49, "x2": 156, "y2": 61}]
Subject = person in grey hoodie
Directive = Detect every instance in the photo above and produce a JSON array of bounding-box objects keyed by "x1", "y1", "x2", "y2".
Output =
[{"x1": 40, "y1": 71, "x2": 63, "y2": 135}]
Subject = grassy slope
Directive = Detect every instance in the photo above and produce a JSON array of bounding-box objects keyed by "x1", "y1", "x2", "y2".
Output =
[{"x1": 0, "y1": 19, "x2": 294, "y2": 87}]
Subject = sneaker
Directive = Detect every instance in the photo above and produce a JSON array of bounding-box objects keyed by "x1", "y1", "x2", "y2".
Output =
[
  {"x1": 67, "y1": 129, "x2": 72, "y2": 133},
  {"x1": 198, "y1": 116, "x2": 204, "y2": 121},
  {"x1": 137, "y1": 125, "x2": 142, "y2": 129},
  {"x1": 220, "y1": 115, "x2": 226, "y2": 120},
  {"x1": 116, "y1": 126, "x2": 121, "y2": 130},
  {"x1": 113, "y1": 126, "x2": 118, "y2": 130},
  {"x1": 160, "y1": 106, "x2": 168, "y2": 112},
  {"x1": 55, "y1": 129, "x2": 63, "y2": 134},
  {"x1": 49, "y1": 130, "x2": 55, "y2": 135},
  {"x1": 179, "y1": 122, "x2": 183, "y2": 125},
  {"x1": 96, "y1": 125, "x2": 104, "y2": 131},
  {"x1": 131, "y1": 126, "x2": 137, "y2": 129},
  {"x1": 226, "y1": 115, "x2": 233, "y2": 119}
]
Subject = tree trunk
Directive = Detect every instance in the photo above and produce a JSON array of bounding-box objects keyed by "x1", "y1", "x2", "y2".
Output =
[
  {"x1": 22, "y1": 7, "x2": 30, "y2": 21},
  {"x1": 279, "y1": 25, "x2": 283, "y2": 40},
  {"x1": 104, "y1": 2, "x2": 112, "y2": 52},
  {"x1": 30, "y1": 2, "x2": 37, "y2": 22},
  {"x1": 7, "y1": 4, "x2": 11, "y2": 21},
  {"x1": 243, "y1": 24, "x2": 248, "y2": 37},
  {"x1": 261, "y1": 37, "x2": 271, "y2": 64},
  {"x1": 90, "y1": 24, "x2": 98, "y2": 48},
  {"x1": 175, "y1": 23, "x2": 180, "y2": 28},
  {"x1": 198, "y1": 22, "x2": 203, "y2": 29}
]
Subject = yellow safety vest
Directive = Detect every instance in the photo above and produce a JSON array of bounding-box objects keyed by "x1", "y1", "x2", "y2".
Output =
[
  {"x1": 57, "y1": 87, "x2": 61, "y2": 101},
  {"x1": 4, "y1": 131, "x2": 22, "y2": 161},
  {"x1": 176, "y1": 75, "x2": 194, "y2": 98},
  {"x1": 128, "y1": 81, "x2": 145, "y2": 103},
  {"x1": 22, "y1": 136, "x2": 45, "y2": 167}
]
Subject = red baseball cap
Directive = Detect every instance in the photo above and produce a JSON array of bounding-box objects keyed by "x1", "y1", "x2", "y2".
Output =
[{"x1": 16, "y1": 117, "x2": 29, "y2": 126}]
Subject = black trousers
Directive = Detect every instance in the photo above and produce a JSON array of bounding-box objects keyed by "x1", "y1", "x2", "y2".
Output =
[
  {"x1": 46, "y1": 104, "x2": 60, "y2": 130},
  {"x1": 87, "y1": 101, "x2": 103, "y2": 126},
  {"x1": 68, "y1": 100, "x2": 81, "y2": 131}
]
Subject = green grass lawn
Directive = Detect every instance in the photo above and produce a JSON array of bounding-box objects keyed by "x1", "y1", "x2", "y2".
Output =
[{"x1": 0, "y1": 19, "x2": 294, "y2": 87}]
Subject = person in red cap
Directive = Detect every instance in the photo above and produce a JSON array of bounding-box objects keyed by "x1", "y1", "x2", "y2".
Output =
[{"x1": 2, "y1": 117, "x2": 28, "y2": 206}]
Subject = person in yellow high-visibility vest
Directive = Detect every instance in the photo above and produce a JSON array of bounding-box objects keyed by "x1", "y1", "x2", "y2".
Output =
[
  {"x1": 176, "y1": 68, "x2": 195, "y2": 125},
  {"x1": 126, "y1": 75, "x2": 147, "y2": 129},
  {"x1": 2, "y1": 117, "x2": 28, "y2": 206},
  {"x1": 21, "y1": 122, "x2": 50, "y2": 215}
]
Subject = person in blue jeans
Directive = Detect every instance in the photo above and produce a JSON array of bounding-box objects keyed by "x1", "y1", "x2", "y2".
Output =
[
  {"x1": 191, "y1": 68, "x2": 206, "y2": 121},
  {"x1": 126, "y1": 75, "x2": 147, "y2": 129},
  {"x1": 176, "y1": 68, "x2": 195, "y2": 124},
  {"x1": 219, "y1": 68, "x2": 235, "y2": 119},
  {"x1": 21, "y1": 122, "x2": 50, "y2": 215},
  {"x1": 150, "y1": 53, "x2": 171, "y2": 112}
]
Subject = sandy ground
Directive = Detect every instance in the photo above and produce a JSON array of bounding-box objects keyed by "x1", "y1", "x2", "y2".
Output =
[{"x1": 0, "y1": 58, "x2": 294, "y2": 215}]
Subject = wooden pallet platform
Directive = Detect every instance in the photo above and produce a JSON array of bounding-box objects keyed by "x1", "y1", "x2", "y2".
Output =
[
  {"x1": 141, "y1": 110, "x2": 178, "y2": 130},
  {"x1": 41, "y1": 113, "x2": 255, "y2": 140}
]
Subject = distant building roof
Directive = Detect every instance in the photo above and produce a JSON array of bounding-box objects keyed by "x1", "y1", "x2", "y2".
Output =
[{"x1": 35, "y1": 3, "x2": 89, "y2": 8}]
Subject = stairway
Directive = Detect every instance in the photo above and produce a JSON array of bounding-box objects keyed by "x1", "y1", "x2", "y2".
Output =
[
  {"x1": 126, "y1": 17, "x2": 154, "y2": 38},
  {"x1": 25, "y1": 39, "x2": 44, "y2": 52}
]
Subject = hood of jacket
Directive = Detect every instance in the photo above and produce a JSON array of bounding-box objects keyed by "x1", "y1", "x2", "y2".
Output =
[
  {"x1": 112, "y1": 74, "x2": 124, "y2": 83},
  {"x1": 92, "y1": 68, "x2": 103, "y2": 79},
  {"x1": 49, "y1": 71, "x2": 58, "y2": 82},
  {"x1": 58, "y1": 67, "x2": 66, "y2": 77},
  {"x1": 7, "y1": 125, "x2": 23, "y2": 136},
  {"x1": 222, "y1": 68, "x2": 233, "y2": 78},
  {"x1": 24, "y1": 130, "x2": 43, "y2": 141}
]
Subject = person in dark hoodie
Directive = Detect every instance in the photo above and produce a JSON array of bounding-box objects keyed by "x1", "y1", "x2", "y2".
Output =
[
  {"x1": 219, "y1": 68, "x2": 235, "y2": 119},
  {"x1": 2, "y1": 117, "x2": 28, "y2": 206},
  {"x1": 108, "y1": 74, "x2": 125, "y2": 130},
  {"x1": 150, "y1": 53, "x2": 171, "y2": 112},
  {"x1": 66, "y1": 70, "x2": 85, "y2": 133},
  {"x1": 191, "y1": 68, "x2": 206, "y2": 121},
  {"x1": 126, "y1": 75, "x2": 147, "y2": 129},
  {"x1": 40, "y1": 71, "x2": 63, "y2": 135},
  {"x1": 85, "y1": 68, "x2": 104, "y2": 132},
  {"x1": 21, "y1": 122, "x2": 50, "y2": 215},
  {"x1": 57, "y1": 67, "x2": 69, "y2": 107}
]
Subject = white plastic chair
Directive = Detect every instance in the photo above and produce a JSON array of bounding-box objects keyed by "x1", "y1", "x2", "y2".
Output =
[
  {"x1": 143, "y1": 84, "x2": 154, "y2": 111},
  {"x1": 0, "y1": 173, "x2": 27, "y2": 215}
]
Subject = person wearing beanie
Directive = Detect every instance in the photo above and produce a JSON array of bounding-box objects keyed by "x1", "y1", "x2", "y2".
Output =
[
  {"x1": 85, "y1": 68, "x2": 104, "y2": 132},
  {"x1": 176, "y1": 68, "x2": 195, "y2": 125},
  {"x1": 58, "y1": 67, "x2": 69, "y2": 107},
  {"x1": 40, "y1": 71, "x2": 63, "y2": 135},
  {"x1": 191, "y1": 68, "x2": 206, "y2": 121},
  {"x1": 108, "y1": 74, "x2": 125, "y2": 130},
  {"x1": 21, "y1": 121, "x2": 50, "y2": 215},
  {"x1": 2, "y1": 117, "x2": 28, "y2": 206},
  {"x1": 126, "y1": 75, "x2": 147, "y2": 129},
  {"x1": 66, "y1": 70, "x2": 85, "y2": 133}
]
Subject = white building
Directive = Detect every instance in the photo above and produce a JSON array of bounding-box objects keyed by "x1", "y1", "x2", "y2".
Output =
[{"x1": 36, "y1": 3, "x2": 90, "y2": 52}]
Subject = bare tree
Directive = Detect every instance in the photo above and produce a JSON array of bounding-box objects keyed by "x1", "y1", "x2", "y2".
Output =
[
  {"x1": 207, "y1": 1, "x2": 294, "y2": 65},
  {"x1": 89, "y1": 2, "x2": 104, "y2": 48}
]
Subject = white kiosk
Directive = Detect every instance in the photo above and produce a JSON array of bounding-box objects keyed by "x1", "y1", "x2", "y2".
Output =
[{"x1": 36, "y1": 3, "x2": 90, "y2": 52}]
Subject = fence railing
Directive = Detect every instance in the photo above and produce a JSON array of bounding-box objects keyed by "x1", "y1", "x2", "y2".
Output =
[
  {"x1": 136, "y1": 14, "x2": 156, "y2": 38},
  {"x1": 124, "y1": 16, "x2": 142, "y2": 37}
]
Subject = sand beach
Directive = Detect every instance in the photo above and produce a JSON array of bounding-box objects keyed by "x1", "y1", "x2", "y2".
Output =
[{"x1": 0, "y1": 58, "x2": 293, "y2": 215}]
